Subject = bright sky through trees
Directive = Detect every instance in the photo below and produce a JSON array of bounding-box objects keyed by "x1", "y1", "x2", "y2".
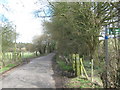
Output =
[{"x1": 0, "y1": 0, "x2": 48, "y2": 43}]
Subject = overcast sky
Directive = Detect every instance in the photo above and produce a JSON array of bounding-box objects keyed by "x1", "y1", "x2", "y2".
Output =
[{"x1": 0, "y1": 0, "x2": 49, "y2": 43}]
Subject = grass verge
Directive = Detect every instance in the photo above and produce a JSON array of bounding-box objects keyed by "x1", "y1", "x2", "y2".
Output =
[
  {"x1": 66, "y1": 77, "x2": 101, "y2": 88},
  {"x1": 0, "y1": 64, "x2": 16, "y2": 73}
]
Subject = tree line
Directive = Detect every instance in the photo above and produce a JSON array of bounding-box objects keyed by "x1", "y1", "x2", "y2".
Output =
[{"x1": 41, "y1": 2, "x2": 120, "y2": 88}]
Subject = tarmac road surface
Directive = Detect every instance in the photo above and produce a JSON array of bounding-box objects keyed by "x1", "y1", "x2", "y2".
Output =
[{"x1": 0, "y1": 53, "x2": 56, "y2": 88}]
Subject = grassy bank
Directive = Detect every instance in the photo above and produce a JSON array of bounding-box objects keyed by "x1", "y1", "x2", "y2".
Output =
[
  {"x1": 66, "y1": 77, "x2": 101, "y2": 88},
  {"x1": 0, "y1": 64, "x2": 16, "y2": 73}
]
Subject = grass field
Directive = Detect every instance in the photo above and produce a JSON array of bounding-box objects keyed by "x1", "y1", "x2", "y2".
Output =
[
  {"x1": 1, "y1": 52, "x2": 36, "y2": 59},
  {"x1": 21, "y1": 52, "x2": 35, "y2": 58},
  {"x1": 0, "y1": 52, "x2": 36, "y2": 73}
]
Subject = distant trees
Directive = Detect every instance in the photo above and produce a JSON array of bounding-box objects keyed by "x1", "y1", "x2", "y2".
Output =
[
  {"x1": 25, "y1": 43, "x2": 35, "y2": 52},
  {"x1": 16, "y1": 43, "x2": 35, "y2": 52},
  {"x1": 32, "y1": 34, "x2": 55, "y2": 55}
]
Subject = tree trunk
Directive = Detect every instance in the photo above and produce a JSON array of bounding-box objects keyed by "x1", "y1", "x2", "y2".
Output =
[{"x1": 35, "y1": 51, "x2": 38, "y2": 56}]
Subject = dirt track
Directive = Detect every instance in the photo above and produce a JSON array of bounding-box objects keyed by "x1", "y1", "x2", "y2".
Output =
[{"x1": 0, "y1": 53, "x2": 56, "y2": 88}]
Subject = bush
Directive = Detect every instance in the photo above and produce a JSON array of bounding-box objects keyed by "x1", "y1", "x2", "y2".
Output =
[{"x1": 57, "y1": 60, "x2": 73, "y2": 72}]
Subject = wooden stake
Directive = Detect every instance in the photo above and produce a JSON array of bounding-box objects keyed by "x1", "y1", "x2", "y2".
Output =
[
  {"x1": 80, "y1": 58, "x2": 89, "y2": 79},
  {"x1": 91, "y1": 59, "x2": 93, "y2": 82}
]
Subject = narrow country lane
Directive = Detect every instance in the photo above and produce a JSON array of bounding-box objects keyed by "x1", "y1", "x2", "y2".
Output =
[{"x1": 0, "y1": 53, "x2": 56, "y2": 88}]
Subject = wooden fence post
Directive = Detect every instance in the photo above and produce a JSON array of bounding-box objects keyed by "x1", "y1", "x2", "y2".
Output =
[
  {"x1": 76, "y1": 54, "x2": 80, "y2": 76},
  {"x1": 80, "y1": 58, "x2": 83, "y2": 77},
  {"x1": 91, "y1": 59, "x2": 94, "y2": 82},
  {"x1": 75, "y1": 54, "x2": 77, "y2": 77}
]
